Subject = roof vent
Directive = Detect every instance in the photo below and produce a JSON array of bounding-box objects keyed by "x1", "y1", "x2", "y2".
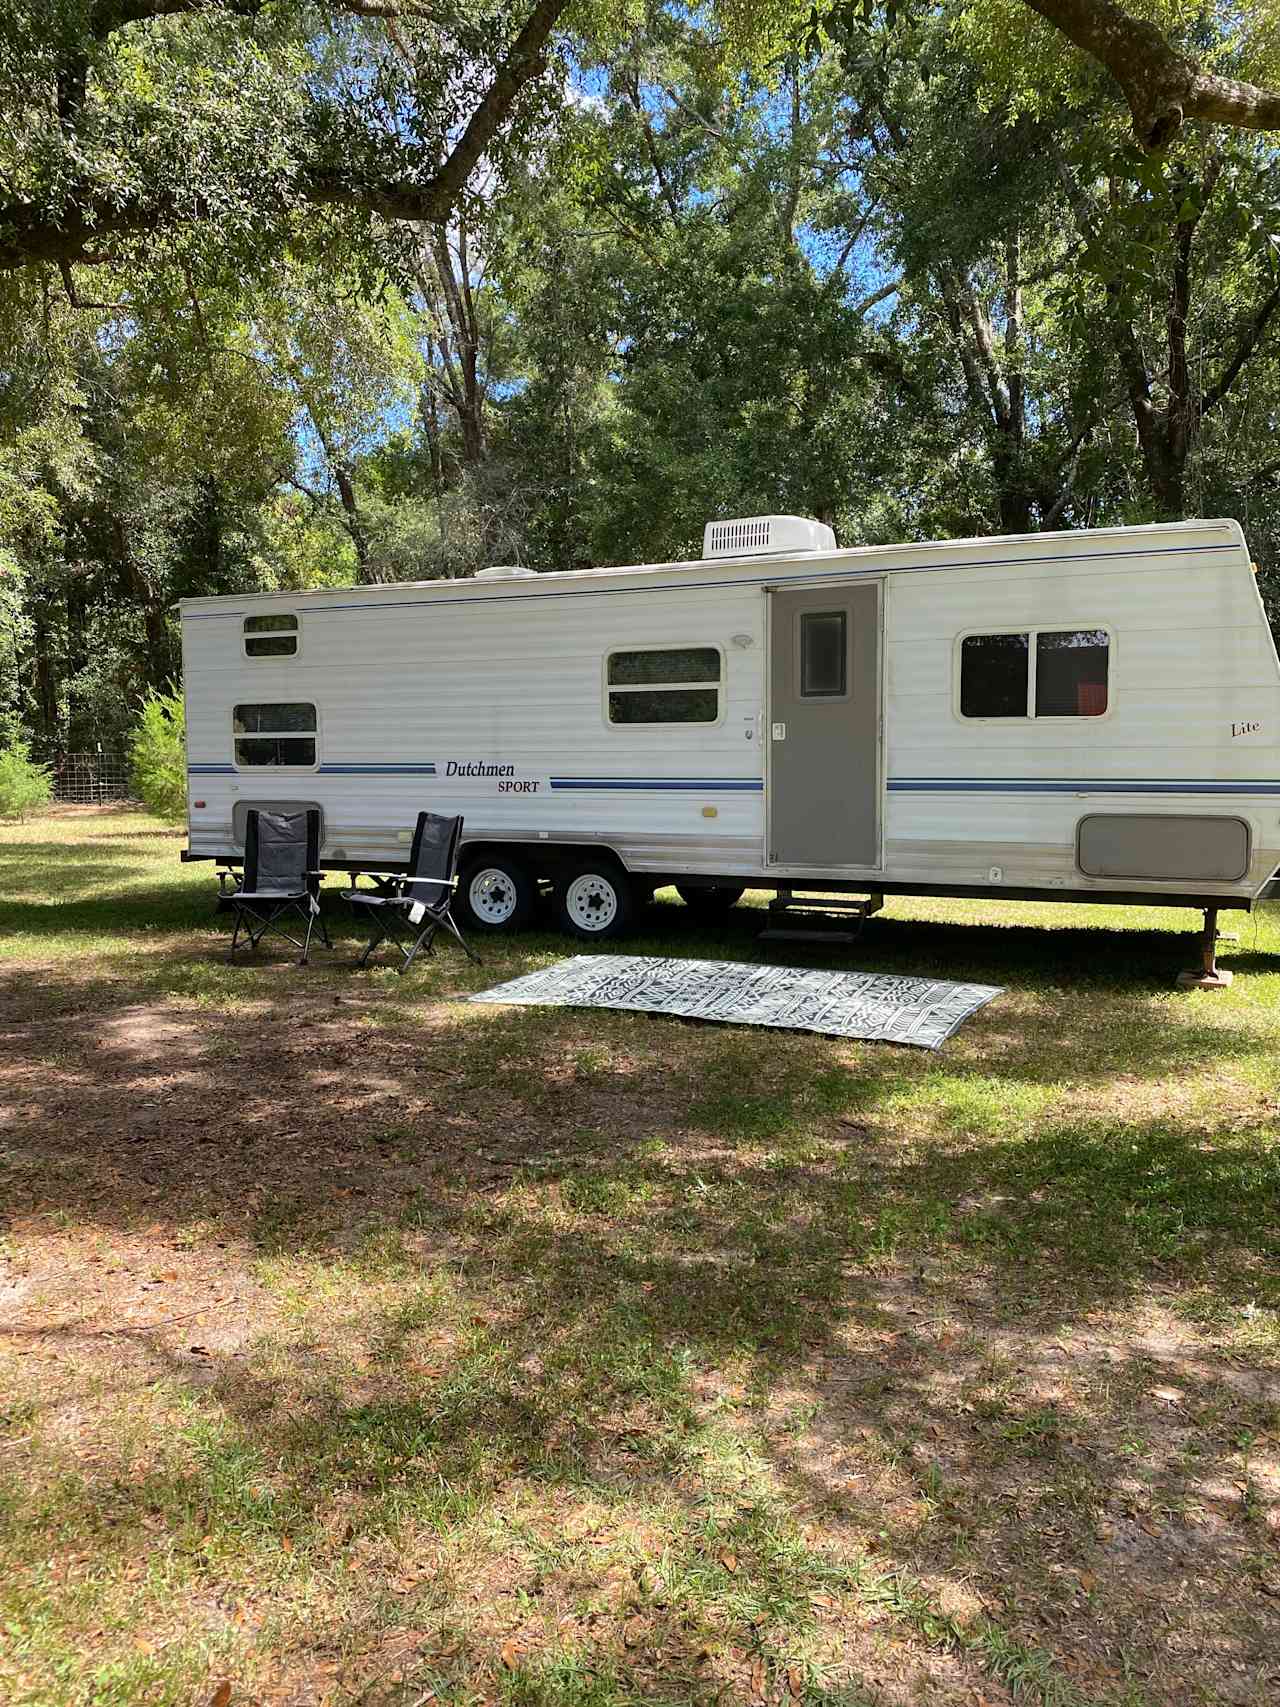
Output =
[
  {"x1": 472, "y1": 564, "x2": 537, "y2": 580},
  {"x1": 702, "y1": 515, "x2": 836, "y2": 559}
]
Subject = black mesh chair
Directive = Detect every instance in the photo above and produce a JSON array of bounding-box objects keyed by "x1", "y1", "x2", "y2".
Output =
[
  {"x1": 344, "y1": 811, "x2": 479, "y2": 972},
  {"x1": 228, "y1": 808, "x2": 330, "y2": 965}
]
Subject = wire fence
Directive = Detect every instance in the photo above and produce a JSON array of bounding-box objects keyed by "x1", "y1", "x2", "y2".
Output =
[{"x1": 50, "y1": 751, "x2": 134, "y2": 804}]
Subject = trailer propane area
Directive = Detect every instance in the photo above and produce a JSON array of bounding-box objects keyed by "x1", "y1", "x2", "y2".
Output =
[{"x1": 180, "y1": 515, "x2": 1280, "y2": 983}]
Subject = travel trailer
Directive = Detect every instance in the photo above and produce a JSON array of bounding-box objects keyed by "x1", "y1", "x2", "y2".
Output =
[{"x1": 180, "y1": 516, "x2": 1280, "y2": 942}]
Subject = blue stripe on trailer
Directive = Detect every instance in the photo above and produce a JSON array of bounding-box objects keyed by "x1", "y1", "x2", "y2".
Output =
[
  {"x1": 550, "y1": 777, "x2": 764, "y2": 792},
  {"x1": 188, "y1": 763, "x2": 438, "y2": 775},
  {"x1": 316, "y1": 763, "x2": 437, "y2": 775},
  {"x1": 887, "y1": 778, "x2": 1280, "y2": 794}
]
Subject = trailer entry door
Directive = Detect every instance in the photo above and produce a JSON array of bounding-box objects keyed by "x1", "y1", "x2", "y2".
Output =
[{"x1": 767, "y1": 583, "x2": 880, "y2": 867}]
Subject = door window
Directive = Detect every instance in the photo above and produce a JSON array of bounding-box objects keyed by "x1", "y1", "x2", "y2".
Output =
[{"x1": 799, "y1": 610, "x2": 848, "y2": 697}]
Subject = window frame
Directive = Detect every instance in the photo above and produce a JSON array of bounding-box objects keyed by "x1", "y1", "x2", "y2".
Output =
[
  {"x1": 953, "y1": 624, "x2": 1114, "y2": 724},
  {"x1": 602, "y1": 643, "x2": 726, "y2": 730},
  {"x1": 243, "y1": 611, "x2": 301, "y2": 660},
  {"x1": 231, "y1": 700, "x2": 321, "y2": 772}
]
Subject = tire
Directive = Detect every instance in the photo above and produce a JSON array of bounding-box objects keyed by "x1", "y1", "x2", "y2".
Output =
[
  {"x1": 458, "y1": 852, "x2": 537, "y2": 933},
  {"x1": 554, "y1": 861, "x2": 635, "y2": 941},
  {"x1": 675, "y1": 882, "x2": 746, "y2": 918}
]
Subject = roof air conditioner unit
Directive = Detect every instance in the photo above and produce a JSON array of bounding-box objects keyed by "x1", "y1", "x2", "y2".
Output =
[
  {"x1": 702, "y1": 515, "x2": 836, "y2": 559},
  {"x1": 473, "y1": 564, "x2": 538, "y2": 580}
]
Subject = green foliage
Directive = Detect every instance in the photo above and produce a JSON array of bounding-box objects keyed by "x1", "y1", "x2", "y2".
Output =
[
  {"x1": 951, "y1": 0, "x2": 1280, "y2": 127},
  {"x1": 0, "y1": 737, "x2": 52, "y2": 819},
  {"x1": 2, "y1": 0, "x2": 1280, "y2": 766},
  {"x1": 129, "y1": 691, "x2": 187, "y2": 823}
]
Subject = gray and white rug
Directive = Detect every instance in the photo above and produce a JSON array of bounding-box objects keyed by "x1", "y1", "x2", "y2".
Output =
[{"x1": 470, "y1": 955, "x2": 1001, "y2": 1050}]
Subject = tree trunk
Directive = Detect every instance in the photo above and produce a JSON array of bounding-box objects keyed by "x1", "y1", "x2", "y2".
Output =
[
  {"x1": 112, "y1": 514, "x2": 173, "y2": 689},
  {"x1": 199, "y1": 477, "x2": 223, "y2": 584},
  {"x1": 458, "y1": 345, "x2": 486, "y2": 467},
  {"x1": 65, "y1": 580, "x2": 88, "y2": 745},
  {"x1": 333, "y1": 462, "x2": 374, "y2": 582},
  {"x1": 30, "y1": 604, "x2": 59, "y2": 754},
  {"x1": 420, "y1": 365, "x2": 446, "y2": 499},
  {"x1": 427, "y1": 226, "x2": 488, "y2": 470},
  {"x1": 308, "y1": 406, "x2": 375, "y2": 581}
]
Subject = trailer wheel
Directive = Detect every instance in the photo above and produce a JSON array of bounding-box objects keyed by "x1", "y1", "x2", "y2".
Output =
[
  {"x1": 459, "y1": 854, "x2": 537, "y2": 932},
  {"x1": 675, "y1": 882, "x2": 746, "y2": 917},
  {"x1": 555, "y1": 862, "x2": 634, "y2": 940}
]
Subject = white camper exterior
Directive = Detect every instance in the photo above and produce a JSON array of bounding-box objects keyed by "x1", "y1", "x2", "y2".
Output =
[{"x1": 179, "y1": 516, "x2": 1280, "y2": 935}]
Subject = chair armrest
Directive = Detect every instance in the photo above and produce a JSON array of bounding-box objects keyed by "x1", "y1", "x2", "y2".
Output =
[
  {"x1": 401, "y1": 875, "x2": 459, "y2": 891},
  {"x1": 349, "y1": 868, "x2": 455, "y2": 883}
]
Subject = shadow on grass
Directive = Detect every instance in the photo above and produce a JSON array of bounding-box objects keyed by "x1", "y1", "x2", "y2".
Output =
[
  {"x1": 5, "y1": 1115, "x2": 1277, "y2": 1701},
  {"x1": 3, "y1": 872, "x2": 1279, "y2": 1699},
  {"x1": 640, "y1": 900, "x2": 1279, "y2": 991},
  {"x1": 1, "y1": 854, "x2": 1275, "y2": 983}
]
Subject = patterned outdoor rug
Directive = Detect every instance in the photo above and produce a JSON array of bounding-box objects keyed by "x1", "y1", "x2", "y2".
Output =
[{"x1": 470, "y1": 955, "x2": 1001, "y2": 1050}]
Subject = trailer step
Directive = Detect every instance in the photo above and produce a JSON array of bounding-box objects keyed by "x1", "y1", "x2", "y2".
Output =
[{"x1": 758, "y1": 890, "x2": 884, "y2": 946}]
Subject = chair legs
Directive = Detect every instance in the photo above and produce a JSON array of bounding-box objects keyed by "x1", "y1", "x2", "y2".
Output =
[
  {"x1": 355, "y1": 910, "x2": 399, "y2": 968},
  {"x1": 352, "y1": 903, "x2": 479, "y2": 974},
  {"x1": 435, "y1": 908, "x2": 481, "y2": 966},
  {"x1": 229, "y1": 899, "x2": 332, "y2": 965}
]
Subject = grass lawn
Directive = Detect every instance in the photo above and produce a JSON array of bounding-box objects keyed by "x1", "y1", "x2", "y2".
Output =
[{"x1": 1, "y1": 806, "x2": 1278, "y2": 1707}]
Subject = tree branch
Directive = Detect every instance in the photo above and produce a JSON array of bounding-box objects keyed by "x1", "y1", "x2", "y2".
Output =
[
  {"x1": 626, "y1": 69, "x2": 680, "y2": 224},
  {"x1": 89, "y1": 0, "x2": 435, "y2": 32},
  {"x1": 402, "y1": 0, "x2": 570, "y2": 214},
  {"x1": 849, "y1": 275, "x2": 899, "y2": 315},
  {"x1": 965, "y1": 289, "x2": 1011, "y2": 430},
  {"x1": 1165, "y1": 156, "x2": 1218, "y2": 456},
  {"x1": 0, "y1": 190, "x2": 194, "y2": 271},
  {"x1": 1021, "y1": 0, "x2": 1280, "y2": 149},
  {"x1": 56, "y1": 259, "x2": 124, "y2": 311},
  {"x1": 1052, "y1": 146, "x2": 1159, "y2": 445},
  {"x1": 935, "y1": 269, "x2": 999, "y2": 433},
  {"x1": 1201, "y1": 279, "x2": 1280, "y2": 416},
  {"x1": 1042, "y1": 412, "x2": 1096, "y2": 528},
  {"x1": 0, "y1": 0, "x2": 572, "y2": 271},
  {"x1": 1004, "y1": 228, "x2": 1024, "y2": 449},
  {"x1": 90, "y1": 0, "x2": 266, "y2": 35}
]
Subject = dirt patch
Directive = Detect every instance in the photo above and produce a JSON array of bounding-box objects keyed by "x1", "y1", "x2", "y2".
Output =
[{"x1": 2, "y1": 812, "x2": 1279, "y2": 1705}]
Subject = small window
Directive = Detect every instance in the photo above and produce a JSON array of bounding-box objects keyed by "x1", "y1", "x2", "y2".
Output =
[
  {"x1": 233, "y1": 702, "x2": 316, "y2": 767},
  {"x1": 800, "y1": 611, "x2": 847, "y2": 697},
  {"x1": 961, "y1": 632, "x2": 1030, "y2": 718},
  {"x1": 1035, "y1": 629, "x2": 1109, "y2": 717},
  {"x1": 607, "y1": 647, "x2": 721, "y2": 724},
  {"x1": 244, "y1": 613, "x2": 298, "y2": 657},
  {"x1": 960, "y1": 629, "x2": 1110, "y2": 718}
]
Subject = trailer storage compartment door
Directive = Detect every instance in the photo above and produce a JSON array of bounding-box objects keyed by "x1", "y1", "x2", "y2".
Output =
[
  {"x1": 1076, "y1": 814, "x2": 1250, "y2": 882},
  {"x1": 767, "y1": 583, "x2": 880, "y2": 867}
]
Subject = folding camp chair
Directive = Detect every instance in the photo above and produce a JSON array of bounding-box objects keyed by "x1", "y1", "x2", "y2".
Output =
[
  {"x1": 227, "y1": 808, "x2": 330, "y2": 965},
  {"x1": 344, "y1": 811, "x2": 479, "y2": 972}
]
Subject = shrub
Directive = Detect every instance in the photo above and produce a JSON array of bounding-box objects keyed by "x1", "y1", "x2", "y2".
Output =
[
  {"x1": 130, "y1": 690, "x2": 187, "y2": 821},
  {"x1": 0, "y1": 739, "x2": 53, "y2": 820}
]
